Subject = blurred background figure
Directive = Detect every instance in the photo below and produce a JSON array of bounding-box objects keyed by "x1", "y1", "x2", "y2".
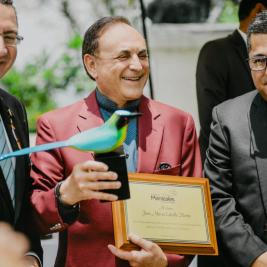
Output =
[
  {"x1": 0, "y1": 223, "x2": 29, "y2": 267},
  {"x1": 147, "y1": 0, "x2": 211, "y2": 23}
]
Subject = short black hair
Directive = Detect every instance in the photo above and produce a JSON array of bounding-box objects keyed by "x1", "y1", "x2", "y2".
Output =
[
  {"x1": 82, "y1": 16, "x2": 131, "y2": 80},
  {"x1": 0, "y1": 0, "x2": 13, "y2": 4},
  {"x1": 247, "y1": 10, "x2": 267, "y2": 51},
  {"x1": 238, "y1": 0, "x2": 267, "y2": 21}
]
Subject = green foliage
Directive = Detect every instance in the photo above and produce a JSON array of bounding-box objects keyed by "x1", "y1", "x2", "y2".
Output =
[
  {"x1": 101, "y1": 0, "x2": 136, "y2": 15},
  {"x1": 0, "y1": 34, "x2": 92, "y2": 132},
  {"x1": 218, "y1": 0, "x2": 239, "y2": 23}
]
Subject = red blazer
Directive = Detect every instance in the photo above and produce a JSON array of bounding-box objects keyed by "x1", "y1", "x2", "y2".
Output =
[{"x1": 30, "y1": 91, "x2": 202, "y2": 267}]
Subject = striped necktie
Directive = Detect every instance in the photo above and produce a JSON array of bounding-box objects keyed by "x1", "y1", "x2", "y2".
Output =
[{"x1": 0, "y1": 117, "x2": 15, "y2": 207}]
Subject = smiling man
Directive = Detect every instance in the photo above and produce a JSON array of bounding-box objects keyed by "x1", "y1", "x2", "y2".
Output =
[
  {"x1": 30, "y1": 16, "x2": 202, "y2": 267},
  {"x1": 0, "y1": 0, "x2": 42, "y2": 267},
  {"x1": 203, "y1": 10, "x2": 267, "y2": 267}
]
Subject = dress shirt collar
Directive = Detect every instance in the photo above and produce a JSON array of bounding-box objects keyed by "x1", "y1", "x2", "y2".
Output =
[{"x1": 95, "y1": 88, "x2": 140, "y2": 113}]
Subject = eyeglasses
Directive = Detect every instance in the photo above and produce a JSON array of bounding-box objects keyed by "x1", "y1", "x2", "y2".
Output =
[
  {"x1": 247, "y1": 56, "x2": 267, "y2": 71},
  {"x1": 0, "y1": 33, "x2": 24, "y2": 46}
]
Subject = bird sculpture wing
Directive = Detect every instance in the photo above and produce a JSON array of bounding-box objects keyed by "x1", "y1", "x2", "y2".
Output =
[{"x1": 0, "y1": 110, "x2": 137, "y2": 161}]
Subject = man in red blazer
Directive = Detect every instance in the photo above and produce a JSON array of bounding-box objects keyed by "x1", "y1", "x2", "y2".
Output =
[{"x1": 30, "y1": 16, "x2": 202, "y2": 267}]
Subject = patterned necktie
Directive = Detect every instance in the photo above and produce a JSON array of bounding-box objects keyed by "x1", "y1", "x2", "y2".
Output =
[{"x1": 0, "y1": 117, "x2": 15, "y2": 207}]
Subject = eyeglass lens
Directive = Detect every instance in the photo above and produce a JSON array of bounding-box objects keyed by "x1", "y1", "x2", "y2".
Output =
[{"x1": 249, "y1": 56, "x2": 267, "y2": 71}]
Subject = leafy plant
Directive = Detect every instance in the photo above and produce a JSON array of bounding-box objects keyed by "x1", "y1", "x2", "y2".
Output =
[
  {"x1": 218, "y1": 0, "x2": 239, "y2": 23},
  {"x1": 0, "y1": 35, "x2": 93, "y2": 132}
]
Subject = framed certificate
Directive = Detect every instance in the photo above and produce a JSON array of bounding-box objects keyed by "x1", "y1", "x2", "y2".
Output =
[{"x1": 112, "y1": 173, "x2": 218, "y2": 255}]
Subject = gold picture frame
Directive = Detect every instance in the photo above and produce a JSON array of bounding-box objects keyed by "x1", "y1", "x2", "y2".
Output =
[{"x1": 112, "y1": 173, "x2": 218, "y2": 255}]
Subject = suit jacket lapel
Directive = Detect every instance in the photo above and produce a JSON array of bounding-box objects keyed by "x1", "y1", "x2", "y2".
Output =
[
  {"x1": 11, "y1": 110, "x2": 29, "y2": 222},
  {"x1": 77, "y1": 91, "x2": 104, "y2": 131},
  {"x1": 76, "y1": 91, "x2": 104, "y2": 160},
  {"x1": 137, "y1": 96, "x2": 164, "y2": 173},
  {"x1": 0, "y1": 97, "x2": 17, "y2": 220},
  {"x1": 249, "y1": 93, "x2": 267, "y2": 216}
]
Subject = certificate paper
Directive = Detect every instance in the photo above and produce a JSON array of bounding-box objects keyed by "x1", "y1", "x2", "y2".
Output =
[
  {"x1": 125, "y1": 182, "x2": 209, "y2": 244},
  {"x1": 112, "y1": 173, "x2": 218, "y2": 255}
]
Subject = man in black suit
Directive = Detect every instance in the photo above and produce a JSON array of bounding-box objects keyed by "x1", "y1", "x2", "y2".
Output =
[
  {"x1": 0, "y1": 1, "x2": 42, "y2": 266},
  {"x1": 200, "y1": 10, "x2": 267, "y2": 267},
  {"x1": 196, "y1": 0, "x2": 267, "y2": 163}
]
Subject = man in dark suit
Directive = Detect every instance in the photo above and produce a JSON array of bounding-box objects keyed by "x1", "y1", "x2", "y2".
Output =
[
  {"x1": 200, "y1": 10, "x2": 267, "y2": 267},
  {"x1": 0, "y1": 1, "x2": 42, "y2": 266},
  {"x1": 196, "y1": 0, "x2": 267, "y2": 163}
]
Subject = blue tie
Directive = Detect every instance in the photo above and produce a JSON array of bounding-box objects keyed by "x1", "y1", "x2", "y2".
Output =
[{"x1": 0, "y1": 117, "x2": 15, "y2": 207}]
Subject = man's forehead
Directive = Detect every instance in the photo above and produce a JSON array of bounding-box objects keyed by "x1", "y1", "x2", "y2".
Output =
[
  {"x1": 98, "y1": 23, "x2": 146, "y2": 53},
  {"x1": 250, "y1": 33, "x2": 267, "y2": 46},
  {"x1": 0, "y1": 3, "x2": 17, "y2": 29}
]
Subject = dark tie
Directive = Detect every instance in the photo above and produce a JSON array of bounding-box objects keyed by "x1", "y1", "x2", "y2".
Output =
[{"x1": 0, "y1": 117, "x2": 15, "y2": 207}]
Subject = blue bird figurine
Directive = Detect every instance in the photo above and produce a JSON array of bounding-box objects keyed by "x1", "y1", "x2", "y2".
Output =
[{"x1": 0, "y1": 110, "x2": 141, "y2": 161}]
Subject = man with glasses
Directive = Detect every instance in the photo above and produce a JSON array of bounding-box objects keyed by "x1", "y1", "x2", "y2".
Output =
[
  {"x1": 202, "y1": 10, "x2": 267, "y2": 267},
  {"x1": 0, "y1": 1, "x2": 42, "y2": 266}
]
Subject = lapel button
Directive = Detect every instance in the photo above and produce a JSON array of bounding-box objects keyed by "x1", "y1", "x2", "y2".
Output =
[{"x1": 158, "y1": 162, "x2": 171, "y2": 170}]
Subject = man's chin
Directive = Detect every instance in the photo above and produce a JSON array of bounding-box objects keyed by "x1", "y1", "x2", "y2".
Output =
[
  {"x1": 259, "y1": 90, "x2": 267, "y2": 102},
  {"x1": 0, "y1": 68, "x2": 8, "y2": 79},
  {"x1": 124, "y1": 90, "x2": 144, "y2": 101}
]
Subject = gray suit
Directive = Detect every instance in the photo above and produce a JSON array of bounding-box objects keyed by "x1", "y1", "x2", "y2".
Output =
[{"x1": 202, "y1": 91, "x2": 267, "y2": 267}]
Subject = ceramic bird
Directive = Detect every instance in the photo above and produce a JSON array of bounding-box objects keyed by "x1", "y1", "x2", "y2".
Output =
[{"x1": 0, "y1": 110, "x2": 141, "y2": 161}]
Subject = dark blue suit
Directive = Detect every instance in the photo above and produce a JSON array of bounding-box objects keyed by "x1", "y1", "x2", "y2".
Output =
[{"x1": 0, "y1": 88, "x2": 42, "y2": 261}]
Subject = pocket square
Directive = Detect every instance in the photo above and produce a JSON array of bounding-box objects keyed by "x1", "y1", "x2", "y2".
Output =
[{"x1": 158, "y1": 162, "x2": 172, "y2": 170}]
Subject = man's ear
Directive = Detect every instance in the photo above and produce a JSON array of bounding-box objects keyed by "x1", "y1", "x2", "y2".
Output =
[{"x1": 83, "y1": 54, "x2": 97, "y2": 79}]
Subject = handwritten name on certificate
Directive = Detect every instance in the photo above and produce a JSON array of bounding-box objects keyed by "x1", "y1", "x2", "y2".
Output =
[{"x1": 124, "y1": 182, "x2": 210, "y2": 244}]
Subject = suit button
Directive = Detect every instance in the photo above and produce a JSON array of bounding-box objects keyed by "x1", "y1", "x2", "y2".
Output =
[{"x1": 49, "y1": 223, "x2": 62, "y2": 231}]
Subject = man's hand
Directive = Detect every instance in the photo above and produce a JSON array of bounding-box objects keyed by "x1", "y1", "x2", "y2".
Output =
[
  {"x1": 108, "y1": 234, "x2": 168, "y2": 267},
  {"x1": 59, "y1": 160, "x2": 121, "y2": 205},
  {"x1": 252, "y1": 252, "x2": 267, "y2": 267},
  {"x1": 0, "y1": 223, "x2": 29, "y2": 267}
]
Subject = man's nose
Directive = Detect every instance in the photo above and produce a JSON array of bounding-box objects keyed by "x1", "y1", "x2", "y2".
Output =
[
  {"x1": 129, "y1": 55, "x2": 142, "y2": 71},
  {"x1": 0, "y1": 35, "x2": 7, "y2": 57}
]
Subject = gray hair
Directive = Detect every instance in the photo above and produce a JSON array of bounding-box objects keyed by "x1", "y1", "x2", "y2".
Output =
[{"x1": 247, "y1": 10, "x2": 267, "y2": 51}]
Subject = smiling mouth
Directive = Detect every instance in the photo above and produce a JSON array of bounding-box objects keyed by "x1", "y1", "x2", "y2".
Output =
[{"x1": 122, "y1": 76, "x2": 143, "y2": 81}]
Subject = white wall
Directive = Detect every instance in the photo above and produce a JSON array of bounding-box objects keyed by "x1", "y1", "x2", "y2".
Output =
[{"x1": 148, "y1": 23, "x2": 235, "y2": 132}]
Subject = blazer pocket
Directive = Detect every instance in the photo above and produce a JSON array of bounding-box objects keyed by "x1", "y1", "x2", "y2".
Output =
[{"x1": 154, "y1": 164, "x2": 181, "y2": 175}]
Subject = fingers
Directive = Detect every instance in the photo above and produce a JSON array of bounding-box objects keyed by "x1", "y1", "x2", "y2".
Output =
[
  {"x1": 109, "y1": 236, "x2": 167, "y2": 267},
  {"x1": 74, "y1": 160, "x2": 118, "y2": 181},
  {"x1": 128, "y1": 233, "x2": 156, "y2": 252},
  {"x1": 60, "y1": 160, "x2": 121, "y2": 204},
  {"x1": 79, "y1": 160, "x2": 109, "y2": 172},
  {"x1": 108, "y1": 244, "x2": 135, "y2": 262}
]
